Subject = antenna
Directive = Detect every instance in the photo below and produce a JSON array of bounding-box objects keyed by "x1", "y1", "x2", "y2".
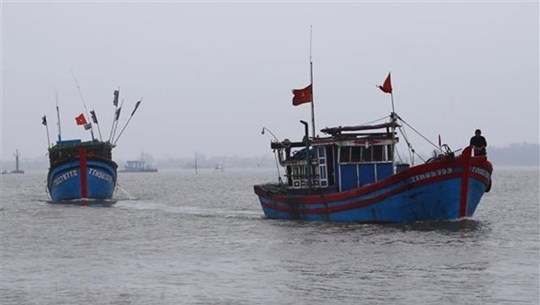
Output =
[
  {"x1": 113, "y1": 99, "x2": 142, "y2": 145},
  {"x1": 55, "y1": 90, "x2": 62, "y2": 142},
  {"x1": 108, "y1": 88, "x2": 120, "y2": 142},
  {"x1": 70, "y1": 68, "x2": 95, "y2": 141},
  {"x1": 309, "y1": 25, "x2": 316, "y2": 138}
]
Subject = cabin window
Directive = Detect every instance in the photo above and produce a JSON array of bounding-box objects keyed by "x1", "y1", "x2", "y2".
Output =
[
  {"x1": 351, "y1": 147, "x2": 362, "y2": 162},
  {"x1": 339, "y1": 146, "x2": 351, "y2": 163},
  {"x1": 339, "y1": 145, "x2": 392, "y2": 163},
  {"x1": 373, "y1": 146, "x2": 383, "y2": 161},
  {"x1": 387, "y1": 145, "x2": 393, "y2": 161},
  {"x1": 362, "y1": 146, "x2": 372, "y2": 162}
]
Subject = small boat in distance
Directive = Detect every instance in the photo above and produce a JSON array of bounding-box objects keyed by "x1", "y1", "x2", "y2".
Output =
[
  {"x1": 120, "y1": 160, "x2": 158, "y2": 173},
  {"x1": 254, "y1": 73, "x2": 493, "y2": 223}
]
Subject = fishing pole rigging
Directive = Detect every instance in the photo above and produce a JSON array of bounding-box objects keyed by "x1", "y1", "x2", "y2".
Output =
[{"x1": 43, "y1": 71, "x2": 142, "y2": 149}]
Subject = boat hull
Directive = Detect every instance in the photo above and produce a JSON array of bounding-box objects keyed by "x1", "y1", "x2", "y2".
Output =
[
  {"x1": 254, "y1": 153, "x2": 492, "y2": 223},
  {"x1": 47, "y1": 159, "x2": 117, "y2": 202}
]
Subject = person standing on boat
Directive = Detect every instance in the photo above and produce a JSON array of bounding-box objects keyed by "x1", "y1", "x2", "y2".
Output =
[{"x1": 470, "y1": 129, "x2": 487, "y2": 156}]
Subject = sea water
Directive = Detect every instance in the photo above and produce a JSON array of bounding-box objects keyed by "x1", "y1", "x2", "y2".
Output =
[{"x1": 1, "y1": 166, "x2": 538, "y2": 305}]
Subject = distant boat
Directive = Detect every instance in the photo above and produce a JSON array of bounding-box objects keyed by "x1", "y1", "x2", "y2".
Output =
[
  {"x1": 119, "y1": 160, "x2": 158, "y2": 173},
  {"x1": 47, "y1": 139, "x2": 117, "y2": 201},
  {"x1": 1, "y1": 149, "x2": 25, "y2": 174}
]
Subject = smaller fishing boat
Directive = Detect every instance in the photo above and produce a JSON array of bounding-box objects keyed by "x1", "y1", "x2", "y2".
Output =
[
  {"x1": 120, "y1": 160, "x2": 158, "y2": 173},
  {"x1": 43, "y1": 87, "x2": 142, "y2": 202},
  {"x1": 47, "y1": 140, "x2": 117, "y2": 201}
]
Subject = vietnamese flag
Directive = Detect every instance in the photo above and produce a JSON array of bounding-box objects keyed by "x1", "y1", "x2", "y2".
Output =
[
  {"x1": 75, "y1": 113, "x2": 87, "y2": 125},
  {"x1": 292, "y1": 84, "x2": 313, "y2": 106},
  {"x1": 378, "y1": 73, "x2": 393, "y2": 94}
]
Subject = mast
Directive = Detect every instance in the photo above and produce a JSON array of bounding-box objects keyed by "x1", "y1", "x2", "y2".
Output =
[
  {"x1": 70, "y1": 68, "x2": 95, "y2": 141},
  {"x1": 55, "y1": 90, "x2": 62, "y2": 142},
  {"x1": 309, "y1": 25, "x2": 316, "y2": 138},
  {"x1": 42, "y1": 115, "x2": 51, "y2": 149}
]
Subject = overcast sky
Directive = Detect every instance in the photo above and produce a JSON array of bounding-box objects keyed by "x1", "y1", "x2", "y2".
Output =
[{"x1": 2, "y1": 1, "x2": 538, "y2": 161}]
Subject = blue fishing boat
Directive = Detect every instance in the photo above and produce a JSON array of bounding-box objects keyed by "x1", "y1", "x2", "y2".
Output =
[
  {"x1": 43, "y1": 88, "x2": 142, "y2": 202},
  {"x1": 254, "y1": 73, "x2": 493, "y2": 223},
  {"x1": 254, "y1": 123, "x2": 493, "y2": 223},
  {"x1": 47, "y1": 140, "x2": 117, "y2": 201}
]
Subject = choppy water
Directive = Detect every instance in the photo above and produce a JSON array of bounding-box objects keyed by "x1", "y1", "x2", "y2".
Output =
[{"x1": 1, "y1": 167, "x2": 539, "y2": 305}]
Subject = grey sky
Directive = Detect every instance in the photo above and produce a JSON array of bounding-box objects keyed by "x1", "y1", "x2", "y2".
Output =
[{"x1": 2, "y1": 1, "x2": 539, "y2": 161}]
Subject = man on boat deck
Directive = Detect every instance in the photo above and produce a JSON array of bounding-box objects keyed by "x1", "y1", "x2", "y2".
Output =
[{"x1": 470, "y1": 129, "x2": 487, "y2": 156}]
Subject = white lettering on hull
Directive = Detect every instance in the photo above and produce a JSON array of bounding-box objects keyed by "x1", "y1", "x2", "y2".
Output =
[
  {"x1": 471, "y1": 167, "x2": 490, "y2": 180},
  {"x1": 88, "y1": 168, "x2": 113, "y2": 183},
  {"x1": 52, "y1": 169, "x2": 78, "y2": 186},
  {"x1": 52, "y1": 168, "x2": 113, "y2": 186},
  {"x1": 407, "y1": 167, "x2": 453, "y2": 184}
]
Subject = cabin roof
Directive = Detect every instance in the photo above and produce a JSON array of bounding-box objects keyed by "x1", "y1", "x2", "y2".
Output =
[{"x1": 320, "y1": 122, "x2": 397, "y2": 135}]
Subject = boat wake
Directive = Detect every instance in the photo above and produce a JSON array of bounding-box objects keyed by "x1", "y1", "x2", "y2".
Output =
[
  {"x1": 45, "y1": 198, "x2": 117, "y2": 207},
  {"x1": 114, "y1": 200, "x2": 261, "y2": 219}
]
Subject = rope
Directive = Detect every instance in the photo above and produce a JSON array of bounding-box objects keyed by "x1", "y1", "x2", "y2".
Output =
[
  {"x1": 398, "y1": 115, "x2": 443, "y2": 153},
  {"x1": 395, "y1": 123, "x2": 429, "y2": 164},
  {"x1": 360, "y1": 115, "x2": 390, "y2": 126}
]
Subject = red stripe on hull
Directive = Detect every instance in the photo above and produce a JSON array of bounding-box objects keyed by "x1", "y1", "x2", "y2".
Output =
[
  {"x1": 260, "y1": 171, "x2": 469, "y2": 214},
  {"x1": 459, "y1": 147, "x2": 473, "y2": 218},
  {"x1": 255, "y1": 150, "x2": 492, "y2": 206}
]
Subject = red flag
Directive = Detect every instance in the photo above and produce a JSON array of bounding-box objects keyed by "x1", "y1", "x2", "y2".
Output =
[
  {"x1": 75, "y1": 113, "x2": 87, "y2": 125},
  {"x1": 378, "y1": 73, "x2": 393, "y2": 94},
  {"x1": 292, "y1": 84, "x2": 313, "y2": 106}
]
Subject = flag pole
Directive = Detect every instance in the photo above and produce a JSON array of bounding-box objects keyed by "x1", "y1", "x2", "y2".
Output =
[
  {"x1": 91, "y1": 110, "x2": 103, "y2": 141},
  {"x1": 111, "y1": 98, "x2": 125, "y2": 143},
  {"x1": 108, "y1": 89, "x2": 120, "y2": 143},
  {"x1": 309, "y1": 25, "x2": 316, "y2": 139},
  {"x1": 43, "y1": 116, "x2": 51, "y2": 149},
  {"x1": 389, "y1": 76, "x2": 397, "y2": 173},
  {"x1": 390, "y1": 92, "x2": 396, "y2": 115},
  {"x1": 113, "y1": 99, "x2": 142, "y2": 145},
  {"x1": 70, "y1": 68, "x2": 95, "y2": 141},
  {"x1": 55, "y1": 90, "x2": 62, "y2": 142}
]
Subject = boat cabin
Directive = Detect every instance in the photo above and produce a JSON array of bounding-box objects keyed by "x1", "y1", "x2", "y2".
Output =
[
  {"x1": 273, "y1": 122, "x2": 400, "y2": 193},
  {"x1": 48, "y1": 140, "x2": 114, "y2": 166}
]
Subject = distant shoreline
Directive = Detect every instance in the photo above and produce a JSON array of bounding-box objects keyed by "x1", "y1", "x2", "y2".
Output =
[{"x1": 2, "y1": 143, "x2": 539, "y2": 171}]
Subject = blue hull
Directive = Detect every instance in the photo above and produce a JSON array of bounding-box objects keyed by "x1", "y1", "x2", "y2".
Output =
[
  {"x1": 47, "y1": 160, "x2": 117, "y2": 202},
  {"x1": 254, "y1": 158, "x2": 493, "y2": 223}
]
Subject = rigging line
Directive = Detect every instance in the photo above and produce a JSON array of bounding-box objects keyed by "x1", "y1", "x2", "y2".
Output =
[
  {"x1": 360, "y1": 115, "x2": 390, "y2": 126},
  {"x1": 398, "y1": 115, "x2": 443, "y2": 152},
  {"x1": 70, "y1": 68, "x2": 90, "y2": 116},
  {"x1": 70, "y1": 68, "x2": 97, "y2": 141},
  {"x1": 399, "y1": 125, "x2": 414, "y2": 162},
  {"x1": 398, "y1": 125, "x2": 424, "y2": 163},
  {"x1": 397, "y1": 126, "x2": 414, "y2": 162},
  {"x1": 398, "y1": 125, "x2": 427, "y2": 163}
]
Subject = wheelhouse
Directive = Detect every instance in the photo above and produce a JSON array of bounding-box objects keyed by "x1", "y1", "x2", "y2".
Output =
[{"x1": 273, "y1": 121, "x2": 400, "y2": 193}]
